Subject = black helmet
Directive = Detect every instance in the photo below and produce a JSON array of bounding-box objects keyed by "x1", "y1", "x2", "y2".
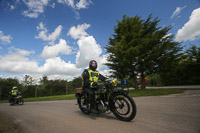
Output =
[{"x1": 89, "y1": 60, "x2": 97, "y2": 71}]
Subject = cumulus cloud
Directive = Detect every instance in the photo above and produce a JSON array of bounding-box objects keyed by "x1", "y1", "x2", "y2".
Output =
[
  {"x1": 67, "y1": 23, "x2": 108, "y2": 69},
  {"x1": 0, "y1": 47, "x2": 81, "y2": 78},
  {"x1": 76, "y1": 36, "x2": 103, "y2": 68},
  {"x1": 171, "y1": 5, "x2": 186, "y2": 19},
  {"x1": 67, "y1": 23, "x2": 90, "y2": 39},
  {"x1": 57, "y1": 0, "x2": 92, "y2": 10},
  {"x1": 0, "y1": 30, "x2": 12, "y2": 44},
  {"x1": 76, "y1": 0, "x2": 92, "y2": 10},
  {"x1": 22, "y1": 0, "x2": 49, "y2": 18},
  {"x1": 175, "y1": 8, "x2": 200, "y2": 42},
  {"x1": 35, "y1": 22, "x2": 62, "y2": 45},
  {"x1": 0, "y1": 47, "x2": 38, "y2": 74},
  {"x1": 41, "y1": 39, "x2": 72, "y2": 58},
  {"x1": 38, "y1": 57, "x2": 82, "y2": 75}
]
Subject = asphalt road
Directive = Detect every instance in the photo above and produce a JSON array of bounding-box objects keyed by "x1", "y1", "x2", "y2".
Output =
[{"x1": 0, "y1": 90, "x2": 200, "y2": 133}]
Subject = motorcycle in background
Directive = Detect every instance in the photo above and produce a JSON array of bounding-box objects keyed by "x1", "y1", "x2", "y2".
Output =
[{"x1": 9, "y1": 92, "x2": 24, "y2": 106}]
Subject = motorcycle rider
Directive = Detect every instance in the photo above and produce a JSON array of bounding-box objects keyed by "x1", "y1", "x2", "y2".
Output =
[
  {"x1": 11, "y1": 86, "x2": 18, "y2": 103},
  {"x1": 82, "y1": 60, "x2": 106, "y2": 110}
]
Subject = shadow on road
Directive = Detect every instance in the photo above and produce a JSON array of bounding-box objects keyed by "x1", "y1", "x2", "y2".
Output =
[{"x1": 74, "y1": 110, "x2": 118, "y2": 121}]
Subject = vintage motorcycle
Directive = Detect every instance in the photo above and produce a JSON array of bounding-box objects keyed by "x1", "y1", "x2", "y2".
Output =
[
  {"x1": 75, "y1": 79, "x2": 137, "y2": 121},
  {"x1": 9, "y1": 92, "x2": 24, "y2": 106}
]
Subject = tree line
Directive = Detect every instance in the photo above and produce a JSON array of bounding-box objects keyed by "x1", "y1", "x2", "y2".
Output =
[{"x1": 0, "y1": 76, "x2": 82, "y2": 100}]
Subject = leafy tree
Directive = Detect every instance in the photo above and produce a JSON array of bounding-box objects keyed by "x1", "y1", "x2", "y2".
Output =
[
  {"x1": 22, "y1": 75, "x2": 35, "y2": 86},
  {"x1": 0, "y1": 78, "x2": 22, "y2": 100},
  {"x1": 177, "y1": 45, "x2": 200, "y2": 84},
  {"x1": 105, "y1": 14, "x2": 182, "y2": 89},
  {"x1": 40, "y1": 76, "x2": 49, "y2": 85},
  {"x1": 67, "y1": 77, "x2": 82, "y2": 94}
]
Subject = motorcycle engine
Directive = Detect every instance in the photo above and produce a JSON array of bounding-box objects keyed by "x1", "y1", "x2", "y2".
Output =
[{"x1": 97, "y1": 100, "x2": 107, "y2": 112}]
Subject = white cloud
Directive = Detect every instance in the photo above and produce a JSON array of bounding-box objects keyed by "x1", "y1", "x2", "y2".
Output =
[
  {"x1": 8, "y1": 47, "x2": 35, "y2": 56},
  {"x1": 67, "y1": 23, "x2": 108, "y2": 69},
  {"x1": 0, "y1": 47, "x2": 38, "y2": 74},
  {"x1": 57, "y1": 0, "x2": 92, "y2": 19},
  {"x1": 67, "y1": 23, "x2": 90, "y2": 39},
  {"x1": 98, "y1": 54, "x2": 109, "y2": 69},
  {"x1": 175, "y1": 8, "x2": 200, "y2": 42},
  {"x1": 162, "y1": 33, "x2": 172, "y2": 41},
  {"x1": 35, "y1": 22, "x2": 62, "y2": 45},
  {"x1": 98, "y1": 69, "x2": 112, "y2": 77},
  {"x1": 57, "y1": 0, "x2": 75, "y2": 8},
  {"x1": 38, "y1": 57, "x2": 82, "y2": 75},
  {"x1": 50, "y1": 2, "x2": 56, "y2": 8},
  {"x1": 22, "y1": 0, "x2": 49, "y2": 18},
  {"x1": 41, "y1": 39, "x2": 72, "y2": 58},
  {"x1": 76, "y1": 0, "x2": 92, "y2": 10},
  {"x1": 3, "y1": 0, "x2": 92, "y2": 19},
  {"x1": 171, "y1": 6, "x2": 186, "y2": 19},
  {"x1": 76, "y1": 36, "x2": 103, "y2": 68},
  {"x1": 0, "y1": 47, "x2": 81, "y2": 78},
  {"x1": 0, "y1": 30, "x2": 12, "y2": 44},
  {"x1": 57, "y1": 0, "x2": 91, "y2": 10},
  {"x1": 10, "y1": 5, "x2": 15, "y2": 10}
]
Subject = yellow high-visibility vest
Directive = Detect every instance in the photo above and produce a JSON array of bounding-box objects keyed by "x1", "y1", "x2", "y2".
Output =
[
  {"x1": 88, "y1": 69, "x2": 99, "y2": 86},
  {"x1": 11, "y1": 90, "x2": 18, "y2": 95}
]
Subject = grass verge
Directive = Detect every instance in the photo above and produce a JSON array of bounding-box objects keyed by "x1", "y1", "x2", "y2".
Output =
[
  {"x1": 129, "y1": 89, "x2": 184, "y2": 97},
  {"x1": 0, "y1": 89, "x2": 184, "y2": 103}
]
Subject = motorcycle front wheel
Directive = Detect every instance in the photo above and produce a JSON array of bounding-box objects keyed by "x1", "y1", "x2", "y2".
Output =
[
  {"x1": 111, "y1": 94, "x2": 136, "y2": 121},
  {"x1": 18, "y1": 98, "x2": 24, "y2": 105}
]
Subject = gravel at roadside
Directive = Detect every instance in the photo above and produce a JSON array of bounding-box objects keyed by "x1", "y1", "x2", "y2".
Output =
[{"x1": 0, "y1": 112, "x2": 20, "y2": 133}]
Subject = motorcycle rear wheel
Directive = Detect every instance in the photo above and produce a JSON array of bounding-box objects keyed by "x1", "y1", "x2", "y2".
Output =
[
  {"x1": 111, "y1": 94, "x2": 136, "y2": 121},
  {"x1": 77, "y1": 94, "x2": 91, "y2": 115}
]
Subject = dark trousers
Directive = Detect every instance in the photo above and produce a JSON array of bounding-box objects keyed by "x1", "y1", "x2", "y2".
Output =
[{"x1": 83, "y1": 87, "x2": 95, "y2": 109}]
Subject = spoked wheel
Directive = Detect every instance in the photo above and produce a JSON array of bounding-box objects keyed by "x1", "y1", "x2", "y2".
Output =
[
  {"x1": 112, "y1": 94, "x2": 136, "y2": 121},
  {"x1": 78, "y1": 94, "x2": 91, "y2": 115},
  {"x1": 18, "y1": 98, "x2": 24, "y2": 105}
]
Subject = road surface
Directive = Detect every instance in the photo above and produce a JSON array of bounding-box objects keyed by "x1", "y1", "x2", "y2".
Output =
[{"x1": 0, "y1": 90, "x2": 200, "y2": 133}]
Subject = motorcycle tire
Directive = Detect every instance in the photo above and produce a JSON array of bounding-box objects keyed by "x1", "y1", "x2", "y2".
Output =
[
  {"x1": 19, "y1": 98, "x2": 24, "y2": 105},
  {"x1": 111, "y1": 94, "x2": 137, "y2": 121},
  {"x1": 77, "y1": 94, "x2": 91, "y2": 115}
]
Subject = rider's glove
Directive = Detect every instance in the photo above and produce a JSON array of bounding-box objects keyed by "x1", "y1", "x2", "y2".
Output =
[{"x1": 91, "y1": 82, "x2": 97, "y2": 87}]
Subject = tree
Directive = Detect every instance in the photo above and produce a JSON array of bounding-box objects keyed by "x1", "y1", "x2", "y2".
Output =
[
  {"x1": 0, "y1": 78, "x2": 22, "y2": 100},
  {"x1": 105, "y1": 14, "x2": 182, "y2": 89},
  {"x1": 67, "y1": 77, "x2": 82, "y2": 94},
  {"x1": 178, "y1": 45, "x2": 200, "y2": 84},
  {"x1": 23, "y1": 75, "x2": 35, "y2": 86},
  {"x1": 40, "y1": 76, "x2": 49, "y2": 85}
]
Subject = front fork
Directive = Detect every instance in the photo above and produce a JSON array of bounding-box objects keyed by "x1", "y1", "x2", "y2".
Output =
[{"x1": 109, "y1": 91, "x2": 128, "y2": 111}]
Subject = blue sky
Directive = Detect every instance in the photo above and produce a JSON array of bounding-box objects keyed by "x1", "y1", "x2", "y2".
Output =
[{"x1": 0, "y1": 0, "x2": 200, "y2": 82}]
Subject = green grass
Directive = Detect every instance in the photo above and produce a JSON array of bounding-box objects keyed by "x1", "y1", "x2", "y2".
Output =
[
  {"x1": 24, "y1": 94, "x2": 76, "y2": 102},
  {"x1": 0, "y1": 89, "x2": 184, "y2": 103},
  {"x1": 129, "y1": 89, "x2": 184, "y2": 97}
]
